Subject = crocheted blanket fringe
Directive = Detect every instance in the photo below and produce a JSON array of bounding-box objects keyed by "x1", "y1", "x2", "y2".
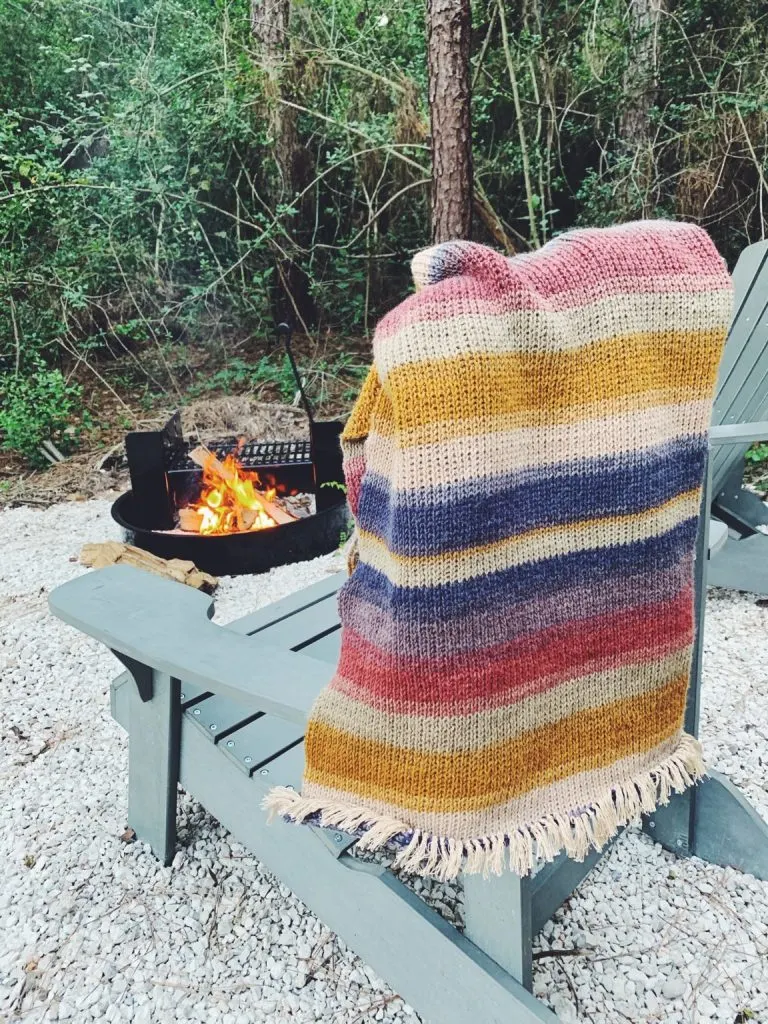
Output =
[{"x1": 263, "y1": 734, "x2": 705, "y2": 881}]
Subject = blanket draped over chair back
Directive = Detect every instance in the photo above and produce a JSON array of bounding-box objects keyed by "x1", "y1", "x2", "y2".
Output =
[{"x1": 266, "y1": 221, "x2": 733, "y2": 880}]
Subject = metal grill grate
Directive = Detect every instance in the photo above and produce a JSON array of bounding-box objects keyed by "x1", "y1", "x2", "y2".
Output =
[{"x1": 166, "y1": 439, "x2": 313, "y2": 473}]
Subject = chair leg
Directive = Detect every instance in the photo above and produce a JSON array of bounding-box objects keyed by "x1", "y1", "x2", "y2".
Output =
[
  {"x1": 712, "y1": 463, "x2": 768, "y2": 533},
  {"x1": 692, "y1": 772, "x2": 768, "y2": 880},
  {"x1": 463, "y1": 872, "x2": 533, "y2": 991},
  {"x1": 649, "y1": 773, "x2": 768, "y2": 882},
  {"x1": 707, "y1": 533, "x2": 768, "y2": 596},
  {"x1": 123, "y1": 666, "x2": 181, "y2": 865}
]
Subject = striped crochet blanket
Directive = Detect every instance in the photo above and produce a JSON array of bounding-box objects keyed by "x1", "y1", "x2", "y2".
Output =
[{"x1": 266, "y1": 221, "x2": 732, "y2": 880}]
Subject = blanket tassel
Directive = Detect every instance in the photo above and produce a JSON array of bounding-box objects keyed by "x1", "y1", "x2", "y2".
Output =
[{"x1": 263, "y1": 734, "x2": 705, "y2": 881}]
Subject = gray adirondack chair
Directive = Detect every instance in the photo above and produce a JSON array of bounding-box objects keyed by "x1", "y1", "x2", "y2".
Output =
[
  {"x1": 49, "y1": 435, "x2": 768, "y2": 1024},
  {"x1": 708, "y1": 240, "x2": 768, "y2": 594}
]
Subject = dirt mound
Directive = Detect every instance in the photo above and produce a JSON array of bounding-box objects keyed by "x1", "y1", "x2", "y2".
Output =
[{"x1": 181, "y1": 396, "x2": 309, "y2": 441}]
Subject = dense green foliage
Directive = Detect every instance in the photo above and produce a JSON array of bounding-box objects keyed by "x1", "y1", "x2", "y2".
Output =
[
  {"x1": 1, "y1": 0, "x2": 768, "y2": 459},
  {"x1": 0, "y1": 365, "x2": 84, "y2": 465}
]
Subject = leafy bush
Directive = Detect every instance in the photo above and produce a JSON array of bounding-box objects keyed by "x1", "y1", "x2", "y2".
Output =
[
  {"x1": 2, "y1": 0, "x2": 768, "y2": 471},
  {"x1": 188, "y1": 355, "x2": 299, "y2": 403},
  {"x1": 745, "y1": 442, "x2": 768, "y2": 465},
  {"x1": 0, "y1": 368, "x2": 85, "y2": 467}
]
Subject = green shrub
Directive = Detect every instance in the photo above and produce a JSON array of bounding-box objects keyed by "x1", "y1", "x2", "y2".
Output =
[
  {"x1": 187, "y1": 354, "x2": 298, "y2": 402},
  {"x1": 0, "y1": 368, "x2": 85, "y2": 466},
  {"x1": 745, "y1": 442, "x2": 768, "y2": 465}
]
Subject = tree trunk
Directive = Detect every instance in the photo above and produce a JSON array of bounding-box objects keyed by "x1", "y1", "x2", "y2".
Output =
[
  {"x1": 251, "y1": 0, "x2": 289, "y2": 50},
  {"x1": 251, "y1": 0, "x2": 315, "y2": 326},
  {"x1": 427, "y1": 0, "x2": 473, "y2": 243},
  {"x1": 621, "y1": 0, "x2": 664, "y2": 148}
]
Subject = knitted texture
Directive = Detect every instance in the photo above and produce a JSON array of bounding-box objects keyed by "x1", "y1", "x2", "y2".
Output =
[{"x1": 265, "y1": 221, "x2": 733, "y2": 880}]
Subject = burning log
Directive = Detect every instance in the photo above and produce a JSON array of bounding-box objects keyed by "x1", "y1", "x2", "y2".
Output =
[
  {"x1": 178, "y1": 507, "x2": 204, "y2": 533},
  {"x1": 187, "y1": 446, "x2": 298, "y2": 527},
  {"x1": 251, "y1": 498, "x2": 298, "y2": 527},
  {"x1": 188, "y1": 446, "x2": 237, "y2": 484},
  {"x1": 241, "y1": 508, "x2": 263, "y2": 530},
  {"x1": 80, "y1": 541, "x2": 218, "y2": 593}
]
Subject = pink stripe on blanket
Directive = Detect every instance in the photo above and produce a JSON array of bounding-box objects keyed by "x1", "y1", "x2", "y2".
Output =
[
  {"x1": 330, "y1": 637, "x2": 688, "y2": 718},
  {"x1": 336, "y1": 588, "x2": 694, "y2": 708}
]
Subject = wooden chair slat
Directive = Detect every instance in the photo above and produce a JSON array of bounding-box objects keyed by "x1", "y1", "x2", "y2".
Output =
[
  {"x1": 297, "y1": 625, "x2": 342, "y2": 665},
  {"x1": 213, "y1": 713, "x2": 304, "y2": 777},
  {"x1": 258, "y1": 597, "x2": 342, "y2": 653},
  {"x1": 715, "y1": 240, "x2": 768, "y2": 394},
  {"x1": 226, "y1": 573, "x2": 344, "y2": 637},
  {"x1": 184, "y1": 693, "x2": 264, "y2": 742},
  {"x1": 180, "y1": 681, "x2": 210, "y2": 708}
]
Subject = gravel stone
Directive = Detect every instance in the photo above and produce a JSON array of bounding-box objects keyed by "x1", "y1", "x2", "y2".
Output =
[
  {"x1": 1, "y1": 499, "x2": 767, "y2": 1022},
  {"x1": 662, "y1": 977, "x2": 688, "y2": 1000}
]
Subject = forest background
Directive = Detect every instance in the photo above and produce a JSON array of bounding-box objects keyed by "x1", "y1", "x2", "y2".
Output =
[{"x1": 1, "y1": 0, "x2": 767, "y2": 486}]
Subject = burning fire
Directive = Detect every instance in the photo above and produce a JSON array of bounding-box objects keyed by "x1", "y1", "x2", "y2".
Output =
[
  {"x1": 194, "y1": 452, "x2": 277, "y2": 534},
  {"x1": 179, "y1": 446, "x2": 295, "y2": 536}
]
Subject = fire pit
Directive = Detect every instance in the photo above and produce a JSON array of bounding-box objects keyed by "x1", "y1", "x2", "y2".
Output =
[
  {"x1": 113, "y1": 331, "x2": 349, "y2": 576},
  {"x1": 114, "y1": 414, "x2": 348, "y2": 576}
]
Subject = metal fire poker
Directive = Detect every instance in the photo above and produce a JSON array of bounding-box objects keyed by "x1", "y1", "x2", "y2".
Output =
[
  {"x1": 275, "y1": 322, "x2": 345, "y2": 512},
  {"x1": 277, "y1": 322, "x2": 315, "y2": 425}
]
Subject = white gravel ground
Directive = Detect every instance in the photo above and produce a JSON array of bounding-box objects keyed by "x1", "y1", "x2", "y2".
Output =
[{"x1": 1, "y1": 498, "x2": 767, "y2": 1024}]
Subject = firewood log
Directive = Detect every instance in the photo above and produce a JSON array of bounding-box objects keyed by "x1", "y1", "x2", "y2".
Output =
[
  {"x1": 178, "y1": 507, "x2": 204, "y2": 533},
  {"x1": 79, "y1": 542, "x2": 218, "y2": 593},
  {"x1": 188, "y1": 446, "x2": 236, "y2": 484},
  {"x1": 246, "y1": 494, "x2": 297, "y2": 526}
]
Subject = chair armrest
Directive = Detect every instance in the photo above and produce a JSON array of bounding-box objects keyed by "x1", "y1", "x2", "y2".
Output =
[
  {"x1": 710, "y1": 422, "x2": 768, "y2": 446},
  {"x1": 49, "y1": 565, "x2": 330, "y2": 725}
]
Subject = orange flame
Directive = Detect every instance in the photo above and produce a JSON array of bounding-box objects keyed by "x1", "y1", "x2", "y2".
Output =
[{"x1": 186, "y1": 450, "x2": 278, "y2": 535}]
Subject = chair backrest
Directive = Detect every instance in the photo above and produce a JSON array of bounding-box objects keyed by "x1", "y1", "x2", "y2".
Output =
[{"x1": 711, "y1": 240, "x2": 768, "y2": 495}]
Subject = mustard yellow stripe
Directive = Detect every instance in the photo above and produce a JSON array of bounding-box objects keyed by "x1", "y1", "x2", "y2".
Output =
[
  {"x1": 311, "y1": 648, "x2": 691, "y2": 753},
  {"x1": 304, "y1": 675, "x2": 689, "y2": 813},
  {"x1": 302, "y1": 736, "x2": 683, "y2": 836},
  {"x1": 358, "y1": 487, "x2": 701, "y2": 588},
  {"x1": 385, "y1": 329, "x2": 723, "y2": 432},
  {"x1": 374, "y1": 292, "x2": 730, "y2": 380},
  {"x1": 397, "y1": 389, "x2": 714, "y2": 447},
  {"x1": 341, "y1": 365, "x2": 383, "y2": 443}
]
